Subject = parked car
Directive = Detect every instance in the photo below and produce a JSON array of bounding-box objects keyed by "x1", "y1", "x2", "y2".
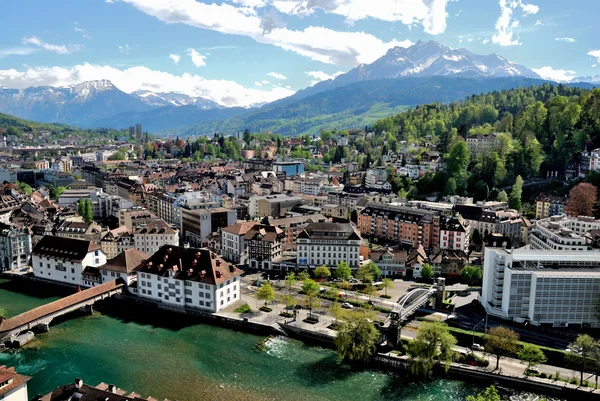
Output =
[
  {"x1": 471, "y1": 343, "x2": 485, "y2": 352},
  {"x1": 525, "y1": 368, "x2": 540, "y2": 376},
  {"x1": 342, "y1": 302, "x2": 354, "y2": 309}
]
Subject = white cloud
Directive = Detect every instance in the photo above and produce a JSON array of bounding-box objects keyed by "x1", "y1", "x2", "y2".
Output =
[
  {"x1": 169, "y1": 54, "x2": 181, "y2": 64},
  {"x1": 0, "y1": 63, "x2": 295, "y2": 107},
  {"x1": 532, "y1": 66, "x2": 577, "y2": 82},
  {"x1": 0, "y1": 47, "x2": 38, "y2": 58},
  {"x1": 118, "y1": 44, "x2": 136, "y2": 54},
  {"x1": 534, "y1": 19, "x2": 543, "y2": 26},
  {"x1": 593, "y1": 65, "x2": 598, "y2": 68},
  {"x1": 261, "y1": 80, "x2": 270, "y2": 84},
  {"x1": 109, "y1": 0, "x2": 413, "y2": 66},
  {"x1": 271, "y1": 0, "x2": 449, "y2": 35},
  {"x1": 254, "y1": 81, "x2": 263, "y2": 86},
  {"x1": 555, "y1": 37, "x2": 575, "y2": 43},
  {"x1": 267, "y1": 72, "x2": 286, "y2": 80},
  {"x1": 22, "y1": 36, "x2": 82, "y2": 55},
  {"x1": 187, "y1": 48, "x2": 207, "y2": 67},
  {"x1": 482, "y1": 38, "x2": 490, "y2": 44},
  {"x1": 305, "y1": 70, "x2": 343, "y2": 85},
  {"x1": 492, "y1": 0, "x2": 538, "y2": 46},
  {"x1": 588, "y1": 50, "x2": 600, "y2": 63}
]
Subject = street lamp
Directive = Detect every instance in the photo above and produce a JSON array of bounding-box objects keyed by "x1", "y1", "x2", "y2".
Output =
[{"x1": 472, "y1": 318, "x2": 485, "y2": 351}]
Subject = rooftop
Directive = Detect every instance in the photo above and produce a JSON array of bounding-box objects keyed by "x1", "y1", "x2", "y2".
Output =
[
  {"x1": 102, "y1": 249, "x2": 148, "y2": 273},
  {"x1": 32, "y1": 236, "x2": 101, "y2": 262}
]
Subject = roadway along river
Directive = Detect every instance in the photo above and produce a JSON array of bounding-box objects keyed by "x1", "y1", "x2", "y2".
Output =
[{"x1": 0, "y1": 278, "x2": 549, "y2": 401}]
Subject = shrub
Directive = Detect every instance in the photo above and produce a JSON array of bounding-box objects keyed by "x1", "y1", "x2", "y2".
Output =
[
  {"x1": 380, "y1": 294, "x2": 392, "y2": 299},
  {"x1": 555, "y1": 371, "x2": 560, "y2": 381},
  {"x1": 540, "y1": 373, "x2": 547, "y2": 379},
  {"x1": 570, "y1": 378, "x2": 578, "y2": 385},
  {"x1": 234, "y1": 304, "x2": 252, "y2": 313},
  {"x1": 303, "y1": 317, "x2": 319, "y2": 324},
  {"x1": 279, "y1": 311, "x2": 293, "y2": 318},
  {"x1": 259, "y1": 306, "x2": 273, "y2": 312}
]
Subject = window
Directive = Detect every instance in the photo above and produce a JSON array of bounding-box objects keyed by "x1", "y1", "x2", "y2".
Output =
[
  {"x1": 220, "y1": 300, "x2": 224, "y2": 305},
  {"x1": 198, "y1": 292, "x2": 204, "y2": 298},
  {"x1": 185, "y1": 298, "x2": 192, "y2": 303},
  {"x1": 148, "y1": 291, "x2": 152, "y2": 296},
  {"x1": 199, "y1": 300, "x2": 205, "y2": 306},
  {"x1": 206, "y1": 302, "x2": 211, "y2": 307},
  {"x1": 111, "y1": 271, "x2": 116, "y2": 277},
  {"x1": 185, "y1": 289, "x2": 192, "y2": 295},
  {"x1": 206, "y1": 293, "x2": 211, "y2": 299},
  {"x1": 71, "y1": 268, "x2": 75, "y2": 274}
]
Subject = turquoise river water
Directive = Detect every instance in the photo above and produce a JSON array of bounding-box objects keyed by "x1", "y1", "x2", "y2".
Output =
[{"x1": 0, "y1": 278, "x2": 549, "y2": 401}]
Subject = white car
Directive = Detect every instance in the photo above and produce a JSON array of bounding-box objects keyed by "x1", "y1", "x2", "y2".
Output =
[
  {"x1": 341, "y1": 302, "x2": 354, "y2": 309},
  {"x1": 471, "y1": 343, "x2": 484, "y2": 351}
]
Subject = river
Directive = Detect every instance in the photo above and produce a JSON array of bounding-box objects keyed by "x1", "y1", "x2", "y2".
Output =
[{"x1": 0, "y1": 278, "x2": 548, "y2": 401}]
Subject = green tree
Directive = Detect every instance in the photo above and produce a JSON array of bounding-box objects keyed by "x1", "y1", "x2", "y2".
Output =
[
  {"x1": 447, "y1": 141, "x2": 470, "y2": 178},
  {"x1": 330, "y1": 301, "x2": 343, "y2": 325},
  {"x1": 256, "y1": 283, "x2": 275, "y2": 307},
  {"x1": 16, "y1": 181, "x2": 33, "y2": 195},
  {"x1": 357, "y1": 261, "x2": 381, "y2": 283},
  {"x1": 335, "y1": 311, "x2": 380, "y2": 363},
  {"x1": 77, "y1": 198, "x2": 85, "y2": 217},
  {"x1": 497, "y1": 190, "x2": 508, "y2": 202},
  {"x1": 301, "y1": 279, "x2": 320, "y2": 319},
  {"x1": 297, "y1": 271, "x2": 310, "y2": 281},
  {"x1": 420, "y1": 263, "x2": 434, "y2": 280},
  {"x1": 83, "y1": 199, "x2": 93, "y2": 223},
  {"x1": 339, "y1": 280, "x2": 352, "y2": 298},
  {"x1": 566, "y1": 334, "x2": 598, "y2": 384},
  {"x1": 334, "y1": 261, "x2": 353, "y2": 280},
  {"x1": 484, "y1": 326, "x2": 519, "y2": 370},
  {"x1": 460, "y1": 265, "x2": 482, "y2": 285},
  {"x1": 518, "y1": 344, "x2": 547, "y2": 374},
  {"x1": 54, "y1": 186, "x2": 66, "y2": 199},
  {"x1": 314, "y1": 265, "x2": 332, "y2": 280},
  {"x1": 466, "y1": 386, "x2": 501, "y2": 401},
  {"x1": 408, "y1": 320, "x2": 457, "y2": 377},
  {"x1": 509, "y1": 175, "x2": 524, "y2": 211},
  {"x1": 444, "y1": 177, "x2": 457, "y2": 196},
  {"x1": 381, "y1": 278, "x2": 394, "y2": 297},
  {"x1": 361, "y1": 284, "x2": 377, "y2": 302}
]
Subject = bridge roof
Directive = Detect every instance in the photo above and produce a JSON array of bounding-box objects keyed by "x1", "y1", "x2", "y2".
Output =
[{"x1": 0, "y1": 279, "x2": 124, "y2": 334}]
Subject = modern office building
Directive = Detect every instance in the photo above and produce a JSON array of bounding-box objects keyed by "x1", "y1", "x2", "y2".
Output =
[
  {"x1": 180, "y1": 207, "x2": 237, "y2": 247},
  {"x1": 530, "y1": 215, "x2": 600, "y2": 251},
  {"x1": 481, "y1": 247, "x2": 600, "y2": 328},
  {"x1": 273, "y1": 161, "x2": 304, "y2": 177}
]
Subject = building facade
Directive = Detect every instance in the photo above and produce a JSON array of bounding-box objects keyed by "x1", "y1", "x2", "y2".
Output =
[
  {"x1": 0, "y1": 224, "x2": 31, "y2": 272},
  {"x1": 535, "y1": 195, "x2": 567, "y2": 219},
  {"x1": 296, "y1": 222, "x2": 361, "y2": 269},
  {"x1": 244, "y1": 224, "x2": 284, "y2": 270},
  {"x1": 132, "y1": 220, "x2": 179, "y2": 256},
  {"x1": 530, "y1": 215, "x2": 600, "y2": 251}
]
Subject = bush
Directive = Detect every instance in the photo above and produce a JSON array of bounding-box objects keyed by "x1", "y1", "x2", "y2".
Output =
[
  {"x1": 380, "y1": 294, "x2": 392, "y2": 299},
  {"x1": 234, "y1": 304, "x2": 252, "y2": 313},
  {"x1": 539, "y1": 373, "x2": 547, "y2": 379},
  {"x1": 279, "y1": 311, "x2": 293, "y2": 318},
  {"x1": 569, "y1": 378, "x2": 578, "y2": 385},
  {"x1": 303, "y1": 317, "x2": 319, "y2": 324},
  {"x1": 555, "y1": 370, "x2": 561, "y2": 381},
  {"x1": 259, "y1": 306, "x2": 273, "y2": 312}
]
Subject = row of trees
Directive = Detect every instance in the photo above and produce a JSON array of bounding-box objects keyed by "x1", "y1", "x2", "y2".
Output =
[
  {"x1": 419, "y1": 263, "x2": 482, "y2": 285},
  {"x1": 77, "y1": 198, "x2": 93, "y2": 223}
]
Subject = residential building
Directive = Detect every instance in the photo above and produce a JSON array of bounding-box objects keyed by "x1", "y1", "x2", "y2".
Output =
[
  {"x1": 244, "y1": 224, "x2": 284, "y2": 270},
  {"x1": 530, "y1": 215, "x2": 600, "y2": 251},
  {"x1": 358, "y1": 203, "x2": 441, "y2": 248},
  {"x1": 39, "y1": 378, "x2": 167, "y2": 401},
  {"x1": 296, "y1": 222, "x2": 361, "y2": 269},
  {"x1": 481, "y1": 247, "x2": 600, "y2": 328},
  {"x1": 273, "y1": 161, "x2": 304, "y2": 177},
  {"x1": 365, "y1": 167, "x2": 388, "y2": 187},
  {"x1": 454, "y1": 204, "x2": 523, "y2": 246},
  {"x1": 247, "y1": 194, "x2": 305, "y2": 218},
  {"x1": 590, "y1": 148, "x2": 600, "y2": 172},
  {"x1": 321, "y1": 204, "x2": 348, "y2": 219},
  {"x1": 57, "y1": 182, "x2": 102, "y2": 208},
  {"x1": 535, "y1": 195, "x2": 567, "y2": 219},
  {"x1": 31, "y1": 236, "x2": 107, "y2": 287},
  {"x1": 0, "y1": 224, "x2": 31, "y2": 272},
  {"x1": 134, "y1": 245, "x2": 242, "y2": 313},
  {"x1": 118, "y1": 207, "x2": 158, "y2": 230},
  {"x1": 55, "y1": 221, "x2": 103, "y2": 244},
  {"x1": 220, "y1": 221, "x2": 256, "y2": 263},
  {"x1": 99, "y1": 248, "x2": 148, "y2": 286},
  {"x1": 0, "y1": 366, "x2": 31, "y2": 401},
  {"x1": 369, "y1": 248, "x2": 407, "y2": 277},
  {"x1": 269, "y1": 214, "x2": 329, "y2": 251},
  {"x1": 439, "y1": 216, "x2": 471, "y2": 251},
  {"x1": 96, "y1": 194, "x2": 134, "y2": 220},
  {"x1": 180, "y1": 207, "x2": 237, "y2": 247},
  {"x1": 132, "y1": 220, "x2": 179, "y2": 255},
  {"x1": 466, "y1": 133, "x2": 500, "y2": 156},
  {"x1": 100, "y1": 227, "x2": 132, "y2": 259}
]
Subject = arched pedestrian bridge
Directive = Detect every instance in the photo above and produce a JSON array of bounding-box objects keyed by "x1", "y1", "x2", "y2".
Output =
[{"x1": 0, "y1": 279, "x2": 124, "y2": 343}]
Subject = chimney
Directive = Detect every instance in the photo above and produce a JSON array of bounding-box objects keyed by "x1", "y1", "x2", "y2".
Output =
[
  {"x1": 107, "y1": 384, "x2": 116, "y2": 394},
  {"x1": 200, "y1": 270, "x2": 206, "y2": 278},
  {"x1": 211, "y1": 253, "x2": 216, "y2": 260},
  {"x1": 216, "y1": 260, "x2": 221, "y2": 266},
  {"x1": 167, "y1": 247, "x2": 172, "y2": 254},
  {"x1": 74, "y1": 378, "x2": 83, "y2": 390},
  {"x1": 216, "y1": 271, "x2": 221, "y2": 279},
  {"x1": 229, "y1": 265, "x2": 235, "y2": 273},
  {"x1": 183, "y1": 242, "x2": 190, "y2": 249}
]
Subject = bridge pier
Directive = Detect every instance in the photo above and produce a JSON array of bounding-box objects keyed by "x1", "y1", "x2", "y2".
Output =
[
  {"x1": 37, "y1": 322, "x2": 50, "y2": 333},
  {"x1": 80, "y1": 304, "x2": 93, "y2": 314}
]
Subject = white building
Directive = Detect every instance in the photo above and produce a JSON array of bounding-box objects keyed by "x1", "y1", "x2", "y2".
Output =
[
  {"x1": 134, "y1": 245, "x2": 242, "y2": 313},
  {"x1": 132, "y1": 219, "x2": 179, "y2": 255},
  {"x1": 481, "y1": 247, "x2": 600, "y2": 328},
  {"x1": 220, "y1": 221, "x2": 256, "y2": 263},
  {"x1": 530, "y1": 215, "x2": 600, "y2": 251},
  {"x1": 365, "y1": 168, "x2": 388, "y2": 187},
  {"x1": 439, "y1": 216, "x2": 471, "y2": 251},
  {"x1": 589, "y1": 148, "x2": 600, "y2": 172},
  {"x1": 296, "y1": 222, "x2": 361, "y2": 269},
  {"x1": 31, "y1": 236, "x2": 107, "y2": 287},
  {"x1": 96, "y1": 194, "x2": 134, "y2": 220},
  {"x1": 0, "y1": 224, "x2": 31, "y2": 272},
  {"x1": 466, "y1": 133, "x2": 501, "y2": 156},
  {"x1": 0, "y1": 366, "x2": 31, "y2": 401},
  {"x1": 99, "y1": 248, "x2": 148, "y2": 286}
]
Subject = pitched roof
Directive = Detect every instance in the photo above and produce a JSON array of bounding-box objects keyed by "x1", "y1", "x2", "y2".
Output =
[
  {"x1": 134, "y1": 245, "x2": 241, "y2": 285},
  {"x1": 221, "y1": 221, "x2": 256, "y2": 235},
  {"x1": 31, "y1": 235, "x2": 101, "y2": 262},
  {"x1": 102, "y1": 249, "x2": 148, "y2": 273},
  {"x1": 243, "y1": 224, "x2": 283, "y2": 242},
  {"x1": 0, "y1": 366, "x2": 32, "y2": 397},
  {"x1": 297, "y1": 222, "x2": 361, "y2": 241},
  {"x1": 133, "y1": 219, "x2": 177, "y2": 235}
]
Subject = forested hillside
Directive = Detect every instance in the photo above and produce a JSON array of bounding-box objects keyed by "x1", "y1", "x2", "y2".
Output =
[{"x1": 360, "y1": 84, "x2": 600, "y2": 201}]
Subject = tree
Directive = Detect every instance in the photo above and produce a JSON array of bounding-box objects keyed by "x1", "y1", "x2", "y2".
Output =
[
  {"x1": 301, "y1": 279, "x2": 320, "y2": 319},
  {"x1": 471, "y1": 229, "x2": 482, "y2": 250},
  {"x1": 447, "y1": 141, "x2": 470, "y2": 178},
  {"x1": 335, "y1": 311, "x2": 380, "y2": 363},
  {"x1": 83, "y1": 199, "x2": 93, "y2": 223},
  {"x1": 284, "y1": 272, "x2": 296, "y2": 294},
  {"x1": 256, "y1": 283, "x2": 275, "y2": 307},
  {"x1": 361, "y1": 284, "x2": 377, "y2": 302},
  {"x1": 444, "y1": 178, "x2": 457, "y2": 196},
  {"x1": 16, "y1": 181, "x2": 32, "y2": 195},
  {"x1": 408, "y1": 320, "x2": 457, "y2": 377},
  {"x1": 334, "y1": 261, "x2": 352, "y2": 280},
  {"x1": 77, "y1": 198, "x2": 85, "y2": 217},
  {"x1": 566, "y1": 334, "x2": 598, "y2": 384},
  {"x1": 497, "y1": 190, "x2": 508, "y2": 203},
  {"x1": 466, "y1": 386, "x2": 501, "y2": 401},
  {"x1": 420, "y1": 263, "x2": 433, "y2": 280},
  {"x1": 54, "y1": 186, "x2": 66, "y2": 199},
  {"x1": 339, "y1": 280, "x2": 352, "y2": 298},
  {"x1": 330, "y1": 302, "x2": 343, "y2": 325},
  {"x1": 381, "y1": 278, "x2": 394, "y2": 297},
  {"x1": 484, "y1": 326, "x2": 519, "y2": 370},
  {"x1": 565, "y1": 183, "x2": 598, "y2": 217},
  {"x1": 460, "y1": 265, "x2": 482, "y2": 285},
  {"x1": 314, "y1": 265, "x2": 331, "y2": 280},
  {"x1": 508, "y1": 175, "x2": 524, "y2": 211},
  {"x1": 518, "y1": 344, "x2": 547, "y2": 374},
  {"x1": 297, "y1": 271, "x2": 310, "y2": 281},
  {"x1": 357, "y1": 261, "x2": 381, "y2": 283}
]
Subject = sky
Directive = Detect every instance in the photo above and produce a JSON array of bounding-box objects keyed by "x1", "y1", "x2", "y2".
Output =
[{"x1": 0, "y1": 0, "x2": 598, "y2": 107}]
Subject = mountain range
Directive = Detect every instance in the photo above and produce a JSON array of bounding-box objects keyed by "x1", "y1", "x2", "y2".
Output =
[{"x1": 0, "y1": 40, "x2": 598, "y2": 135}]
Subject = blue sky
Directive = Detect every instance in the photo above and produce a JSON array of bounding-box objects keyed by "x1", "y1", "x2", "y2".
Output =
[{"x1": 0, "y1": 0, "x2": 598, "y2": 106}]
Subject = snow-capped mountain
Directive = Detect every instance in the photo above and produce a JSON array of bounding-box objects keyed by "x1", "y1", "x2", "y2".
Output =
[
  {"x1": 294, "y1": 40, "x2": 541, "y2": 100},
  {"x1": 131, "y1": 90, "x2": 222, "y2": 109},
  {"x1": 573, "y1": 75, "x2": 600, "y2": 84},
  {"x1": 0, "y1": 80, "x2": 152, "y2": 125}
]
